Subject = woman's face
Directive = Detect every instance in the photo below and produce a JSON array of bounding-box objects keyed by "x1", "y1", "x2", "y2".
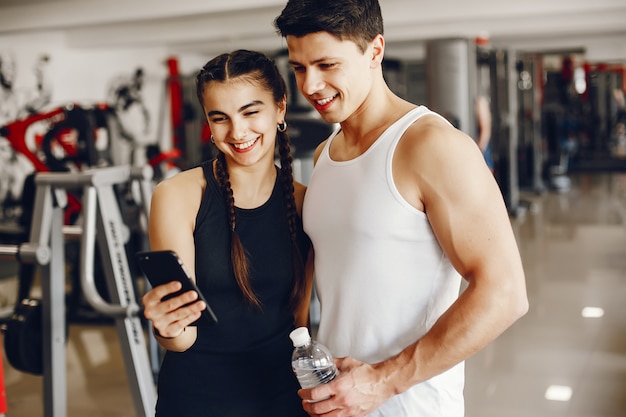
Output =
[{"x1": 202, "y1": 78, "x2": 285, "y2": 169}]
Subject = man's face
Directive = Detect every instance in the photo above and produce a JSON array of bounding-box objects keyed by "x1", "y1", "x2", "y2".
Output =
[{"x1": 286, "y1": 31, "x2": 374, "y2": 124}]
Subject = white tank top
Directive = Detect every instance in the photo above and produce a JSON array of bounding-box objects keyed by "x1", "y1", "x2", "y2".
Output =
[{"x1": 303, "y1": 106, "x2": 465, "y2": 417}]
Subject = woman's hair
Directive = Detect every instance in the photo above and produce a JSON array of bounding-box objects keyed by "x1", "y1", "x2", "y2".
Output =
[
  {"x1": 274, "y1": 0, "x2": 384, "y2": 53},
  {"x1": 196, "y1": 50, "x2": 305, "y2": 310}
]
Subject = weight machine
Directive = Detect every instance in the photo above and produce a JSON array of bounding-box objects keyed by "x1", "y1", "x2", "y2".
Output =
[{"x1": 0, "y1": 165, "x2": 156, "y2": 417}]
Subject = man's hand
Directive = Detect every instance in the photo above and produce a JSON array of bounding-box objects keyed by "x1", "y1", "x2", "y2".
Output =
[{"x1": 299, "y1": 357, "x2": 394, "y2": 417}]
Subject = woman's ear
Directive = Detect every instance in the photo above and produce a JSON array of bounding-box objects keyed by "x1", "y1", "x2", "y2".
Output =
[{"x1": 278, "y1": 95, "x2": 287, "y2": 119}]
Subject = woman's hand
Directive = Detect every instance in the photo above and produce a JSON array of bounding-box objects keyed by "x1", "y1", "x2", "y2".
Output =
[{"x1": 142, "y1": 281, "x2": 205, "y2": 339}]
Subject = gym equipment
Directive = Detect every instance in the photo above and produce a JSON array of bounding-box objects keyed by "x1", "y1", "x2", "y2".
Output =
[
  {"x1": 0, "y1": 177, "x2": 74, "y2": 417},
  {"x1": 0, "y1": 103, "x2": 151, "y2": 324},
  {"x1": 0, "y1": 165, "x2": 156, "y2": 417},
  {"x1": 3, "y1": 298, "x2": 43, "y2": 375},
  {"x1": 516, "y1": 53, "x2": 547, "y2": 195},
  {"x1": 0, "y1": 102, "x2": 113, "y2": 186},
  {"x1": 476, "y1": 46, "x2": 523, "y2": 215}
]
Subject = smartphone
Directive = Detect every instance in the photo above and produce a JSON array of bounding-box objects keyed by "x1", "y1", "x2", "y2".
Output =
[{"x1": 135, "y1": 250, "x2": 218, "y2": 326}]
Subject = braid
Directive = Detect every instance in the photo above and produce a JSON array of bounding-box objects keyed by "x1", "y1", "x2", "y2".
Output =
[
  {"x1": 196, "y1": 50, "x2": 304, "y2": 311},
  {"x1": 215, "y1": 152, "x2": 260, "y2": 308},
  {"x1": 277, "y1": 130, "x2": 306, "y2": 309},
  {"x1": 215, "y1": 152, "x2": 236, "y2": 231}
]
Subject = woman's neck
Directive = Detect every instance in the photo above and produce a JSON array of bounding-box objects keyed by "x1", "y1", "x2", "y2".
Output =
[{"x1": 226, "y1": 160, "x2": 277, "y2": 209}]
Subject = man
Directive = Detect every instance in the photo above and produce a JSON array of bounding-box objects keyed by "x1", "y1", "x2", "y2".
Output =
[
  {"x1": 475, "y1": 94, "x2": 494, "y2": 172},
  {"x1": 274, "y1": 1, "x2": 529, "y2": 416}
]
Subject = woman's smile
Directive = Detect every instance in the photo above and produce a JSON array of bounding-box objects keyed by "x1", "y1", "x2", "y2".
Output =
[{"x1": 231, "y1": 136, "x2": 260, "y2": 152}]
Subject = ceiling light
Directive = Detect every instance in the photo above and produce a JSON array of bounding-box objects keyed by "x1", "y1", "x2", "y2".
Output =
[
  {"x1": 581, "y1": 307, "x2": 604, "y2": 318},
  {"x1": 545, "y1": 385, "x2": 572, "y2": 402}
]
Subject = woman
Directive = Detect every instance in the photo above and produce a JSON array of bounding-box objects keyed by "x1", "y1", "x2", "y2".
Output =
[{"x1": 141, "y1": 50, "x2": 312, "y2": 417}]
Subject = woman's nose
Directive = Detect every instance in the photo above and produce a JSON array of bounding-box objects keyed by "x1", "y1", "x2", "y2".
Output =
[{"x1": 231, "y1": 120, "x2": 248, "y2": 140}]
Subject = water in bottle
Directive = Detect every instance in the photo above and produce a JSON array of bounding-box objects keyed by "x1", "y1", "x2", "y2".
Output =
[{"x1": 290, "y1": 327, "x2": 338, "y2": 389}]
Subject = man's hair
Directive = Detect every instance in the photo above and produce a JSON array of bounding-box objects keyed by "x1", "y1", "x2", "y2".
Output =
[{"x1": 274, "y1": 0, "x2": 384, "y2": 53}]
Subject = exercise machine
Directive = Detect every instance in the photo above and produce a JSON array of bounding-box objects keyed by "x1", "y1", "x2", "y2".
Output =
[{"x1": 0, "y1": 165, "x2": 156, "y2": 417}]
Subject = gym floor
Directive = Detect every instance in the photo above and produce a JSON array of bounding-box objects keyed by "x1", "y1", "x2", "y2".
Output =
[{"x1": 1, "y1": 171, "x2": 626, "y2": 417}]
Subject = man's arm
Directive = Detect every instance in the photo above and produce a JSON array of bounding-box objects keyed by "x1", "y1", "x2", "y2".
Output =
[
  {"x1": 383, "y1": 116, "x2": 528, "y2": 389},
  {"x1": 300, "y1": 117, "x2": 528, "y2": 416}
]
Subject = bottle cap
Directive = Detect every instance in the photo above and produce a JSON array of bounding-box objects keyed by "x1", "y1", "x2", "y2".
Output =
[{"x1": 289, "y1": 327, "x2": 311, "y2": 347}]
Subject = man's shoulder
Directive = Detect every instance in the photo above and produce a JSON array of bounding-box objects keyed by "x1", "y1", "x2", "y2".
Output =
[
  {"x1": 395, "y1": 111, "x2": 478, "y2": 172},
  {"x1": 312, "y1": 138, "x2": 330, "y2": 164},
  {"x1": 403, "y1": 112, "x2": 459, "y2": 146}
]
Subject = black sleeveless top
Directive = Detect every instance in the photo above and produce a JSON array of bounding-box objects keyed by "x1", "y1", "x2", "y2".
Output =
[{"x1": 155, "y1": 161, "x2": 311, "y2": 417}]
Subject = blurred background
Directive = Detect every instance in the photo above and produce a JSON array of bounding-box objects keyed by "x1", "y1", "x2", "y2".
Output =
[{"x1": 0, "y1": 1, "x2": 625, "y2": 416}]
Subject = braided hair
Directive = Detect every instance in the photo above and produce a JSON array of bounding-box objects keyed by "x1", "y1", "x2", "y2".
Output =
[{"x1": 196, "y1": 50, "x2": 305, "y2": 310}]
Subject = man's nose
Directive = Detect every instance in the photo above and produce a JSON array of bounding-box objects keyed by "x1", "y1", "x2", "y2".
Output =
[{"x1": 300, "y1": 70, "x2": 324, "y2": 96}]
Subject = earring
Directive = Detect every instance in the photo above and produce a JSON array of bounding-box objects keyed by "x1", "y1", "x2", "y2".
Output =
[
  {"x1": 210, "y1": 135, "x2": 215, "y2": 144},
  {"x1": 277, "y1": 121, "x2": 287, "y2": 132}
]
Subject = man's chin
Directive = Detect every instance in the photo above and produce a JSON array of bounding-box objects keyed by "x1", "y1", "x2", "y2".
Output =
[{"x1": 316, "y1": 111, "x2": 342, "y2": 125}]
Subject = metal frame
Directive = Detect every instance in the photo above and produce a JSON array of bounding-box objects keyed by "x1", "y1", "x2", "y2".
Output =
[{"x1": 0, "y1": 165, "x2": 157, "y2": 417}]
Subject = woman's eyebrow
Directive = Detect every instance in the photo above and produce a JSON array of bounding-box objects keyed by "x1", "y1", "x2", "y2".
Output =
[{"x1": 207, "y1": 100, "x2": 264, "y2": 117}]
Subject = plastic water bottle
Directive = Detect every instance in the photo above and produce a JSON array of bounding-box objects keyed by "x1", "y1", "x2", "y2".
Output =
[{"x1": 289, "y1": 327, "x2": 338, "y2": 389}]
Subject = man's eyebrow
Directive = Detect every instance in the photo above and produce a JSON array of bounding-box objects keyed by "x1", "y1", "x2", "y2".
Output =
[
  {"x1": 288, "y1": 57, "x2": 332, "y2": 66},
  {"x1": 207, "y1": 100, "x2": 264, "y2": 117}
]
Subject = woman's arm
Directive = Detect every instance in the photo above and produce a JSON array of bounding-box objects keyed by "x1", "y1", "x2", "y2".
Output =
[
  {"x1": 292, "y1": 181, "x2": 314, "y2": 328},
  {"x1": 141, "y1": 168, "x2": 206, "y2": 351}
]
